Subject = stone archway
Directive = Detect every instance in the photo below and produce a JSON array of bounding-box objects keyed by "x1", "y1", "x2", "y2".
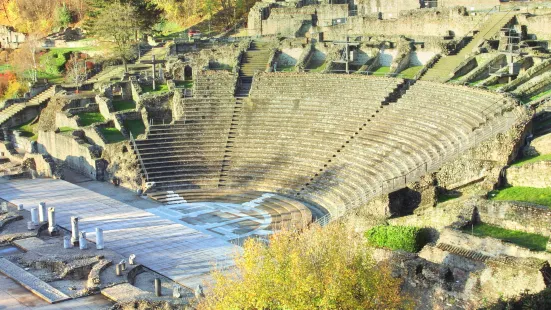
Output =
[{"x1": 184, "y1": 65, "x2": 193, "y2": 80}]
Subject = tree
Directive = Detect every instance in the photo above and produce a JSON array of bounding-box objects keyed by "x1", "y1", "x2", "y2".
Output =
[
  {"x1": 198, "y1": 224, "x2": 413, "y2": 310},
  {"x1": 65, "y1": 53, "x2": 87, "y2": 92},
  {"x1": 91, "y1": 3, "x2": 139, "y2": 73},
  {"x1": 55, "y1": 3, "x2": 73, "y2": 28},
  {"x1": 11, "y1": 33, "x2": 42, "y2": 83}
]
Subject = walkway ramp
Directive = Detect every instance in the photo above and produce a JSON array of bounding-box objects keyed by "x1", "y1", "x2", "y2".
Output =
[
  {"x1": 0, "y1": 257, "x2": 71, "y2": 303},
  {"x1": 421, "y1": 11, "x2": 515, "y2": 82},
  {"x1": 0, "y1": 85, "x2": 57, "y2": 126}
]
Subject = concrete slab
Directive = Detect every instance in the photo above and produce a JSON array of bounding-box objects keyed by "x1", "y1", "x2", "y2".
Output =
[
  {"x1": 0, "y1": 258, "x2": 71, "y2": 303},
  {"x1": 0, "y1": 178, "x2": 237, "y2": 289}
]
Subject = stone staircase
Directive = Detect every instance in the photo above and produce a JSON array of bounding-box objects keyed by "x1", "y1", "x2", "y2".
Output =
[
  {"x1": 236, "y1": 41, "x2": 271, "y2": 97},
  {"x1": 421, "y1": 11, "x2": 515, "y2": 83},
  {"x1": 0, "y1": 85, "x2": 56, "y2": 127},
  {"x1": 436, "y1": 243, "x2": 491, "y2": 262},
  {"x1": 219, "y1": 98, "x2": 244, "y2": 186}
]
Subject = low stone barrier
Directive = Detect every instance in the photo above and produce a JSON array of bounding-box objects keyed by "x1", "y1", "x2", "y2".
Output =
[{"x1": 506, "y1": 161, "x2": 551, "y2": 188}]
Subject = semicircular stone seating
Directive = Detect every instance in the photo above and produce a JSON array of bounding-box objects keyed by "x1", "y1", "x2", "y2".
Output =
[{"x1": 135, "y1": 72, "x2": 517, "y2": 220}]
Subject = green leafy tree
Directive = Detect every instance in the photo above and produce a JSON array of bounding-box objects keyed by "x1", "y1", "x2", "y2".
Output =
[
  {"x1": 91, "y1": 3, "x2": 140, "y2": 72},
  {"x1": 198, "y1": 224, "x2": 413, "y2": 310},
  {"x1": 55, "y1": 3, "x2": 72, "y2": 28}
]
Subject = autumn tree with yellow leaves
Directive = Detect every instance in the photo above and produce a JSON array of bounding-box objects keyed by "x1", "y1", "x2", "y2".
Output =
[{"x1": 198, "y1": 223, "x2": 413, "y2": 310}]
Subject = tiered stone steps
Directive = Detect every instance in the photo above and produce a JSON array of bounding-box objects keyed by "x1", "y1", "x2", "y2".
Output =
[
  {"x1": 421, "y1": 11, "x2": 515, "y2": 82},
  {"x1": 0, "y1": 257, "x2": 71, "y2": 303},
  {"x1": 219, "y1": 98, "x2": 244, "y2": 185},
  {"x1": 236, "y1": 41, "x2": 271, "y2": 97},
  {"x1": 436, "y1": 243, "x2": 491, "y2": 262},
  {"x1": 0, "y1": 85, "x2": 56, "y2": 126}
]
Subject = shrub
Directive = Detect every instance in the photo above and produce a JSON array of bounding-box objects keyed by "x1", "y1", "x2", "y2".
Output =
[
  {"x1": 40, "y1": 51, "x2": 70, "y2": 75},
  {"x1": 365, "y1": 225, "x2": 428, "y2": 252},
  {"x1": 199, "y1": 224, "x2": 413, "y2": 309}
]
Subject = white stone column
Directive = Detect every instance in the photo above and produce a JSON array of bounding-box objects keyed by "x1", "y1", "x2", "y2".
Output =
[
  {"x1": 79, "y1": 231, "x2": 88, "y2": 250},
  {"x1": 38, "y1": 202, "x2": 47, "y2": 222},
  {"x1": 63, "y1": 236, "x2": 72, "y2": 249},
  {"x1": 95, "y1": 227, "x2": 104, "y2": 250},
  {"x1": 47, "y1": 207, "x2": 57, "y2": 235},
  {"x1": 30, "y1": 208, "x2": 39, "y2": 225},
  {"x1": 129, "y1": 254, "x2": 136, "y2": 265},
  {"x1": 71, "y1": 217, "x2": 79, "y2": 245},
  {"x1": 17, "y1": 204, "x2": 24, "y2": 211}
]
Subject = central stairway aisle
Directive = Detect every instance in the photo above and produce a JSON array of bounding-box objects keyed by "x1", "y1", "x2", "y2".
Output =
[
  {"x1": 421, "y1": 11, "x2": 515, "y2": 83},
  {"x1": 235, "y1": 41, "x2": 271, "y2": 97}
]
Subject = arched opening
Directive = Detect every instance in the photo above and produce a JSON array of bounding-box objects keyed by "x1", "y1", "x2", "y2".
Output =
[{"x1": 184, "y1": 65, "x2": 193, "y2": 80}]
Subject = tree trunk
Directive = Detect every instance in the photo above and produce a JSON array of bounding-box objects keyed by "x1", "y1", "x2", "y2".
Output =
[{"x1": 123, "y1": 58, "x2": 128, "y2": 73}]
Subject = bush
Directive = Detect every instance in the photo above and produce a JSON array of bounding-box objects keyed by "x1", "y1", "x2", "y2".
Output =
[
  {"x1": 365, "y1": 225, "x2": 428, "y2": 252},
  {"x1": 40, "y1": 51, "x2": 70, "y2": 75}
]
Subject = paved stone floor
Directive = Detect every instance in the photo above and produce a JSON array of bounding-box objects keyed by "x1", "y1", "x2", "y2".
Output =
[
  {"x1": 0, "y1": 274, "x2": 113, "y2": 309},
  {"x1": 0, "y1": 178, "x2": 238, "y2": 289},
  {"x1": 148, "y1": 200, "x2": 273, "y2": 244}
]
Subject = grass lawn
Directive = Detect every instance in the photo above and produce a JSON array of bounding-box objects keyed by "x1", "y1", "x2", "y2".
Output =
[
  {"x1": 112, "y1": 99, "x2": 136, "y2": 112},
  {"x1": 59, "y1": 127, "x2": 75, "y2": 133},
  {"x1": 277, "y1": 66, "x2": 296, "y2": 72},
  {"x1": 487, "y1": 83, "x2": 506, "y2": 90},
  {"x1": 11, "y1": 119, "x2": 37, "y2": 141},
  {"x1": 512, "y1": 154, "x2": 551, "y2": 167},
  {"x1": 78, "y1": 112, "x2": 105, "y2": 126},
  {"x1": 100, "y1": 127, "x2": 126, "y2": 143},
  {"x1": 373, "y1": 66, "x2": 391, "y2": 76},
  {"x1": 124, "y1": 119, "x2": 146, "y2": 137},
  {"x1": 489, "y1": 186, "x2": 551, "y2": 207},
  {"x1": 399, "y1": 66, "x2": 423, "y2": 79},
  {"x1": 0, "y1": 64, "x2": 12, "y2": 73},
  {"x1": 528, "y1": 88, "x2": 551, "y2": 103},
  {"x1": 175, "y1": 80, "x2": 193, "y2": 88},
  {"x1": 461, "y1": 223, "x2": 548, "y2": 251},
  {"x1": 437, "y1": 192, "x2": 461, "y2": 203},
  {"x1": 141, "y1": 84, "x2": 169, "y2": 94}
]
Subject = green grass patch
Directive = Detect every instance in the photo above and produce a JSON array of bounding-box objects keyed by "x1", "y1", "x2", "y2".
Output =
[
  {"x1": 437, "y1": 192, "x2": 461, "y2": 203},
  {"x1": 307, "y1": 61, "x2": 327, "y2": 73},
  {"x1": 141, "y1": 84, "x2": 169, "y2": 94},
  {"x1": 399, "y1": 66, "x2": 423, "y2": 79},
  {"x1": 175, "y1": 80, "x2": 193, "y2": 89},
  {"x1": 489, "y1": 186, "x2": 551, "y2": 207},
  {"x1": 512, "y1": 154, "x2": 551, "y2": 167},
  {"x1": 487, "y1": 83, "x2": 506, "y2": 90},
  {"x1": 124, "y1": 119, "x2": 146, "y2": 137},
  {"x1": 461, "y1": 223, "x2": 548, "y2": 251},
  {"x1": 529, "y1": 88, "x2": 551, "y2": 102},
  {"x1": 112, "y1": 100, "x2": 136, "y2": 112},
  {"x1": 11, "y1": 119, "x2": 37, "y2": 141},
  {"x1": 78, "y1": 112, "x2": 105, "y2": 126},
  {"x1": 277, "y1": 66, "x2": 296, "y2": 72},
  {"x1": 0, "y1": 64, "x2": 12, "y2": 72},
  {"x1": 100, "y1": 127, "x2": 126, "y2": 143},
  {"x1": 365, "y1": 225, "x2": 428, "y2": 253},
  {"x1": 373, "y1": 66, "x2": 391, "y2": 76},
  {"x1": 59, "y1": 127, "x2": 75, "y2": 133}
]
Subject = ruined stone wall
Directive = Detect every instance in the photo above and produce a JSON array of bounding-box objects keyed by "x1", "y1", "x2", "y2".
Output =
[
  {"x1": 435, "y1": 108, "x2": 530, "y2": 192},
  {"x1": 55, "y1": 112, "x2": 80, "y2": 129},
  {"x1": 518, "y1": 14, "x2": 551, "y2": 40},
  {"x1": 506, "y1": 161, "x2": 551, "y2": 188},
  {"x1": 323, "y1": 7, "x2": 478, "y2": 40},
  {"x1": 438, "y1": 0, "x2": 500, "y2": 10},
  {"x1": 9, "y1": 132, "x2": 34, "y2": 154},
  {"x1": 0, "y1": 25, "x2": 26, "y2": 49},
  {"x1": 37, "y1": 130, "x2": 99, "y2": 179},
  {"x1": 356, "y1": 0, "x2": 420, "y2": 17},
  {"x1": 477, "y1": 199, "x2": 551, "y2": 237},
  {"x1": 438, "y1": 228, "x2": 551, "y2": 261},
  {"x1": 97, "y1": 96, "x2": 114, "y2": 121},
  {"x1": 102, "y1": 142, "x2": 142, "y2": 191}
]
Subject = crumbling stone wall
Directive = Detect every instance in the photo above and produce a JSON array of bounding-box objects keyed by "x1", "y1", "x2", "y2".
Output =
[
  {"x1": 102, "y1": 142, "x2": 142, "y2": 191},
  {"x1": 37, "y1": 130, "x2": 101, "y2": 179},
  {"x1": 506, "y1": 161, "x2": 551, "y2": 188},
  {"x1": 356, "y1": 0, "x2": 420, "y2": 17},
  {"x1": 323, "y1": 7, "x2": 479, "y2": 40}
]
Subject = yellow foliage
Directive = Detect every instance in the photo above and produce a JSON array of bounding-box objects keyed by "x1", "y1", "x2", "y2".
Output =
[
  {"x1": 3, "y1": 78, "x2": 27, "y2": 100},
  {"x1": 198, "y1": 224, "x2": 413, "y2": 310}
]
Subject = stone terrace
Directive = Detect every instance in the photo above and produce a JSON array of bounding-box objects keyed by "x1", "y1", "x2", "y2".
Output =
[{"x1": 0, "y1": 178, "x2": 237, "y2": 289}]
